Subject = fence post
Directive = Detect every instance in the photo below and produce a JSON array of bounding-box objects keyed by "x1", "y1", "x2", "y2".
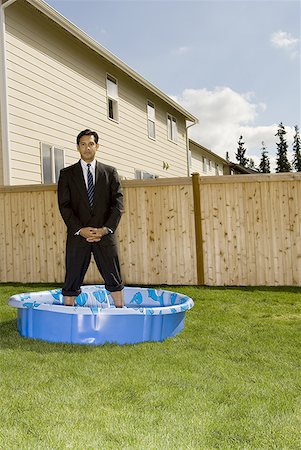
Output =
[{"x1": 192, "y1": 173, "x2": 205, "y2": 285}]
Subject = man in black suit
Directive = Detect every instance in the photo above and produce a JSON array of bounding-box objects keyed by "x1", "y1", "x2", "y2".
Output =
[{"x1": 58, "y1": 129, "x2": 124, "y2": 307}]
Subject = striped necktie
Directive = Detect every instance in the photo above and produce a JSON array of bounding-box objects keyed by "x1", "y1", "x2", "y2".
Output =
[{"x1": 87, "y1": 163, "x2": 94, "y2": 207}]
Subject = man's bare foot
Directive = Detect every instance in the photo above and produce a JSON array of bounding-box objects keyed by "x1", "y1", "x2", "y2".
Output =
[
  {"x1": 110, "y1": 290, "x2": 124, "y2": 308},
  {"x1": 64, "y1": 296, "x2": 75, "y2": 306}
]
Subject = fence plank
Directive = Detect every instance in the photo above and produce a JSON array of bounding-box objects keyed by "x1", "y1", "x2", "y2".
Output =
[
  {"x1": 4, "y1": 193, "x2": 13, "y2": 281},
  {"x1": 192, "y1": 173, "x2": 204, "y2": 284},
  {"x1": 0, "y1": 193, "x2": 7, "y2": 282}
]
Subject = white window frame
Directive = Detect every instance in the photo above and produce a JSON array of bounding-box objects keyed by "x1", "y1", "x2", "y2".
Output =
[
  {"x1": 167, "y1": 114, "x2": 178, "y2": 143},
  {"x1": 40, "y1": 142, "x2": 65, "y2": 184},
  {"x1": 106, "y1": 73, "x2": 119, "y2": 122},
  {"x1": 135, "y1": 169, "x2": 158, "y2": 180},
  {"x1": 147, "y1": 101, "x2": 156, "y2": 140}
]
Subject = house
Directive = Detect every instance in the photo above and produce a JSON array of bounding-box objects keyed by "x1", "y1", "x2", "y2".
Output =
[
  {"x1": 189, "y1": 139, "x2": 258, "y2": 176},
  {"x1": 189, "y1": 140, "x2": 229, "y2": 176},
  {"x1": 0, "y1": 0, "x2": 198, "y2": 186}
]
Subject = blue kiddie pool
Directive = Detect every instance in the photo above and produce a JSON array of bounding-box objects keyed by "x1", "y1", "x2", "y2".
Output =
[{"x1": 8, "y1": 286, "x2": 194, "y2": 345}]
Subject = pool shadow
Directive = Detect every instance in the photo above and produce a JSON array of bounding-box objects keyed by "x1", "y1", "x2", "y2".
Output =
[{"x1": 0, "y1": 319, "x2": 102, "y2": 353}]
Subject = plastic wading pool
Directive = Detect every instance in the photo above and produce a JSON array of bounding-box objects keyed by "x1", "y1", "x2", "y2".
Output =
[{"x1": 8, "y1": 285, "x2": 194, "y2": 345}]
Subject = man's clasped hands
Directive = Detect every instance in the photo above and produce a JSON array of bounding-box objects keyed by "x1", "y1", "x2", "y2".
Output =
[{"x1": 79, "y1": 227, "x2": 108, "y2": 242}]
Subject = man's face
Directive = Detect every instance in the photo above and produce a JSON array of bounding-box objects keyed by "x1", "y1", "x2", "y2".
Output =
[{"x1": 77, "y1": 134, "x2": 99, "y2": 163}]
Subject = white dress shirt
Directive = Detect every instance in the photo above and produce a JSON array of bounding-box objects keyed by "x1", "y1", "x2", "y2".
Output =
[{"x1": 80, "y1": 159, "x2": 96, "y2": 188}]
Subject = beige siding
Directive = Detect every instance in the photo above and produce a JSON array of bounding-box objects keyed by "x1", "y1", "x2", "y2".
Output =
[
  {"x1": 190, "y1": 141, "x2": 225, "y2": 176},
  {"x1": 191, "y1": 150, "x2": 224, "y2": 176},
  {"x1": 5, "y1": 1, "x2": 188, "y2": 185}
]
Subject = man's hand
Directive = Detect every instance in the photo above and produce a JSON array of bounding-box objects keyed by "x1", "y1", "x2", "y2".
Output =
[{"x1": 79, "y1": 227, "x2": 108, "y2": 242}]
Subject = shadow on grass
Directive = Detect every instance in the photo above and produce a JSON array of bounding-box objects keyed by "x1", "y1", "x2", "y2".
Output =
[{"x1": 0, "y1": 319, "x2": 99, "y2": 354}]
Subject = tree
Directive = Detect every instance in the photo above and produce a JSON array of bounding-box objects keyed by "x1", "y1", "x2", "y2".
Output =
[
  {"x1": 247, "y1": 158, "x2": 257, "y2": 170},
  {"x1": 259, "y1": 141, "x2": 270, "y2": 173},
  {"x1": 275, "y1": 122, "x2": 291, "y2": 172},
  {"x1": 292, "y1": 125, "x2": 301, "y2": 172},
  {"x1": 236, "y1": 135, "x2": 249, "y2": 167}
]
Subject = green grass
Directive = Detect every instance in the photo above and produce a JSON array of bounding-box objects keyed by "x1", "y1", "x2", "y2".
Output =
[{"x1": 0, "y1": 284, "x2": 301, "y2": 449}]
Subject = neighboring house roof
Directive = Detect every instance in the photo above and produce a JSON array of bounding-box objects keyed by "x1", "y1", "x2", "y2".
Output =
[
  {"x1": 227, "y1": 163, "x2": 259, "y2": 174},
  {"x1": 189, "y1": 139, "x2": 259, "y2": 174},
  {"x1": 21, "y1": 0, "x2": 198, "y2": 124},
  {"x1": 189, "y1": 139, "x2": 229, "y2": 165}
]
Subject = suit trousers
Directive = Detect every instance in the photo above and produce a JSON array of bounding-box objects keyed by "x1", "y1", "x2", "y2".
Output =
[{"x1": 62, "y1": 235, "x2": 124, "y2": 297}]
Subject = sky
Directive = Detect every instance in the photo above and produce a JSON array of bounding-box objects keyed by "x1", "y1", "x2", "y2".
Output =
[{"x1": 47, "y1": 0, "x2": 300, "y2": 170}]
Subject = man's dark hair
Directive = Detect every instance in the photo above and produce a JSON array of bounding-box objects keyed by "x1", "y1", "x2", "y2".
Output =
[{"x1": 76, "y1": 129, "x2": 99, "y2": 145}]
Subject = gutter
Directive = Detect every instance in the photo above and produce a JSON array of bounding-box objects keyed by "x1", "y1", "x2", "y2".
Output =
[
  {"x1": 186, "y1": 121, "x2": 198, "y2": 176},
  {"x1": 0, "y1": 0, "x2": 17, "y2": 185}
]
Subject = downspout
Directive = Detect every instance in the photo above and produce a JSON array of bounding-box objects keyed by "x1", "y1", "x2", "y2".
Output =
[
  {"x1": 186, "y1": 120, "x2": 198, "y2": 176},
  {"x1": 0, "y1": 0, "x2": 17, "y2": 185}
]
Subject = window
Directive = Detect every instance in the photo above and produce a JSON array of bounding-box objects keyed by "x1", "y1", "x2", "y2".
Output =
[
  {"x1": 41, "y1": 143, "x2": 64, "y2": 184},
  {"x1": 135, "y1": 170, "x2": 158, "y2": 179},
  {"x1": 106, "y1": 74, "x2": 119, "y2": 121},
  {"x1": 147, "y1": 101, "x2": 156, "y2": 139},
  {"x1": 167, "y1": 114, "x2": 177, "y2": 142},
  {"x1": 203, "y1": 157, "x2": 207, "y2": 173}
]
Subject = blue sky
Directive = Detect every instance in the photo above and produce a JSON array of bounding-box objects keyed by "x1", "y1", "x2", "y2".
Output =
[{"x1": 47, "y1": 0, "x2": 300, "y2": 168}]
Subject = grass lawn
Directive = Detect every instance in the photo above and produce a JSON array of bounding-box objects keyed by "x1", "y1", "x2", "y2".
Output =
[{"x1": 0, "y1": 284, "x2": 300, "y2": 449}]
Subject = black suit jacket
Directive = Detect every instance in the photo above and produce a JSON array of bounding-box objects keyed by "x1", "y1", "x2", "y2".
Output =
[{"x1": 58, "y1": 160, "x2": 124, "y2": 247}]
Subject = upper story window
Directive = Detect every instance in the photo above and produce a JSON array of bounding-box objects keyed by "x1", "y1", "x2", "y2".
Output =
[
  {"x1": 167, "y1": 114, "x2": 177, "y2": 142},
  {"x1": 106, "y1": 74, "x2": 119, "y2": 122},
  {"x1": 41, "y1": 143, "x2": 64, "y2": 184},
  {"x1": 147, "y1": 101, "x2": 156, "y2": 139}
]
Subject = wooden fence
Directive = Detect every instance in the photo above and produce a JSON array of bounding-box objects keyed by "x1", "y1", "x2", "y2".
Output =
[
  {"x1": 197, "y1": 173, "x2": 301, "y2": 286},
  {"x1": 0, "y1": 172, "x2": 300, "y2": 286}
]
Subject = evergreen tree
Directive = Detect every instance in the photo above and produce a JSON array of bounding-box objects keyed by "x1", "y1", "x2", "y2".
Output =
[
  {"x1": 292, "y1": 125, "x2": 301, "y2": 172},
  {"x1": 259, "y1": 141, "x2": 270, "y2": 173},
  {"x1": 247, "y1": 158, "x2": 256, "y2": 170},
  {"x1": 236, "y1": 135, "x2": 249, "y2": 167},
  {"x1": 275, "y1": 122, "x2": 291, "y2": 172}
]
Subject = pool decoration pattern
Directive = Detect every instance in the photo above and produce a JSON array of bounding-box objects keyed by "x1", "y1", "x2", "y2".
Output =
[{"x1": 8, "y1": 285, "x2": 194, "y2": 345}]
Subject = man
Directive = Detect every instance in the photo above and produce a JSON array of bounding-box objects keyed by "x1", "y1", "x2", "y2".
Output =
[{"x1": 57, "y1": 129, "x2": 124, "y2": 307}]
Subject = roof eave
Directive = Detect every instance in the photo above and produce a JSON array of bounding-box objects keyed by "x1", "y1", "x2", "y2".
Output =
[{"x1": 229, "y1": 163, "x2": 258, "y2": 174}]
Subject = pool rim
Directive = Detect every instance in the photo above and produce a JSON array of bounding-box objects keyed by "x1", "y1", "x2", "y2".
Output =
[{"x1": 8, "y1": 285, "x2": 194, "y2": 316}]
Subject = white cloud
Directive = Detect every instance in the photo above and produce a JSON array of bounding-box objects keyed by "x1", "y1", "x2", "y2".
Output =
[
  {"x1": 270, "y1": 31, "x2": 299, "y2": 59},
  {"x1": 271, "y1": 30, "x2": 299, "y2": 49},
  {"x1": 172, "y1": 86, "x2": 295, "y2": 171},
  {"x1": 171, "y1": 46, "x2": 191, "y2": 56}
]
